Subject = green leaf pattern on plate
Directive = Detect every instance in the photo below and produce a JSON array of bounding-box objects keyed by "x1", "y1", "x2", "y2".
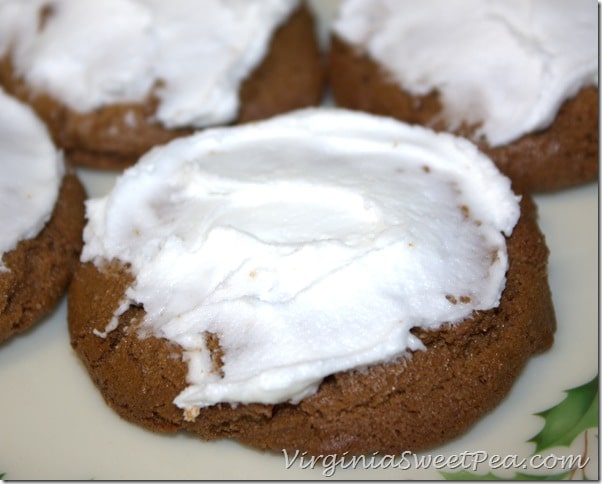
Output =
[
  {"x1": 529, "y1": 375, "x2": 598, "y2": 454},
  {"x1": 442, "y1": 374, "x2": 598, "y2": 480}
]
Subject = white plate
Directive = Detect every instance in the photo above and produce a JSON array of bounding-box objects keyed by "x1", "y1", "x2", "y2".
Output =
[{"x1": 0, "y1": 1, "x2": 598, "y2": 479}]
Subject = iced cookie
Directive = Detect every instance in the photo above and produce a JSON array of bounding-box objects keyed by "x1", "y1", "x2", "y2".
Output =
[
  {"x1": 0, "y1": 0, "x2": 324, "y2": 169},
  {"x1": 68, "y1": 109, "x2": 555, "y2": 455},
  {"x1": 0, "y1": 88, "x2": 85, "y2": 343},
  {"x1": 329, "y1": 0, "x2": 598, "y2": 192}
]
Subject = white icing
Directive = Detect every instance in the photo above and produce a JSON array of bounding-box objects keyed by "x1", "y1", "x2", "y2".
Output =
[
  {"x1": 332, "y1": 0, "x2": 598, "y2": 147},
  {"x1": 81, "y1": 108, "x2": 520, "y2": 410},
  {"x1": 0, "y1": 88, "x2": 63, "y2": 270},
  {"x1": 0, "y1": 0, "x2": 299, "y2": 128}
]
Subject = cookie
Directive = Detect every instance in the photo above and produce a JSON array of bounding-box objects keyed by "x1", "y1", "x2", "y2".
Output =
[
  {"x1": 329, "y1": 0, "x2": 598, "y2": 193},
  {"x1": 68, "y1": 109, "x2": 555, "y2": 455},
  {"x1": 0, "y1": 88, "x2": 85, "y2": 344},
  {"x1": 0, "y1": 0, "x2": 324, "y2": 170}
]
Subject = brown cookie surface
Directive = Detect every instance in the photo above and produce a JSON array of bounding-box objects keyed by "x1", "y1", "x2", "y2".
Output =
[
  {"x1": 329, "y1": 36, "x2": 598, "y2": 193},
  {"x1": 68, "y1": 195, "x2": 555, "y2": 455},
  {"x1": 0, "y1": 170, "x2": 86, "y2": 343},
  {"x1": 0, "y1": 4, "x2": 325, "y2": 170}
]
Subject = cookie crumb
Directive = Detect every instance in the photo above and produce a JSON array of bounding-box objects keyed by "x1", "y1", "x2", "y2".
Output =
[{"x1": 183, "y1": 406, "x2": 200, "y2": 422}]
